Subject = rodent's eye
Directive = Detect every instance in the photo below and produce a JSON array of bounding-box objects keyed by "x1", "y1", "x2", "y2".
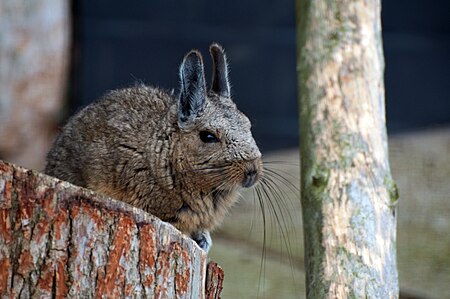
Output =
[{"x1": 199, "y1": 131, "x2": 220, "y2": 143}]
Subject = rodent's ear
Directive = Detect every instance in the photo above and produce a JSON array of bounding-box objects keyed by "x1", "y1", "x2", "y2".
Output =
[
  {"x1": 178, "y1": 50, "x2": 207, "y2": 126},
  {"x1": 209, "y1": 43, "x2": 230, "y2": 98}
]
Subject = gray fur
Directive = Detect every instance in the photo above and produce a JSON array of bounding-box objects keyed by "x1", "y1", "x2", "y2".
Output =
[{"x1": 45, "y1": 44, "x2": 262, "y2": 252}]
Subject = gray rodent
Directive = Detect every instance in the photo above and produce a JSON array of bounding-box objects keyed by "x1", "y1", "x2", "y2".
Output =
[{"x1": 45, "y1": 43, "x2": 263, "y2": 252}]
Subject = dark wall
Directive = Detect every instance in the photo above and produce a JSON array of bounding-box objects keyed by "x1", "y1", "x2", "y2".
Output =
[
  {"x1": 73, "y1": 1, "x2": 450, "y2": 152},
  {"x1": 382, "y1": 0, "x2": 450, "y2": 131}
]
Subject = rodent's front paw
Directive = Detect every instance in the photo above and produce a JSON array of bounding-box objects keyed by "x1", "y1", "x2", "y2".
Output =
[{"x1": 192, "y1": 230, "x2": 212, "y2": 253}]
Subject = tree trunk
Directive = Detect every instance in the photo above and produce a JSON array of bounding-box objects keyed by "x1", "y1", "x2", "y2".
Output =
[
  {"x1": 0, "y1": 160, "x2": 224, "y2": 298},
  {"x1": 296, "y1": 1, "x2": 399, "y2": 298},
  {"x1": 0, "y1": 0, "x2": 70, "y2": 170}
]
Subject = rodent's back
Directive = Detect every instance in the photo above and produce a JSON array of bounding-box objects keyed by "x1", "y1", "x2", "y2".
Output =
[{"x1": 45, "y1": 85, "x2": 175, "y2": 190}]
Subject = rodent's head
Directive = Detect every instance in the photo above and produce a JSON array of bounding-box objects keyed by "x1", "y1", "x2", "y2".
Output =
[{"x1": 174, "y1": 44, "x2": 262, "y2": 193}]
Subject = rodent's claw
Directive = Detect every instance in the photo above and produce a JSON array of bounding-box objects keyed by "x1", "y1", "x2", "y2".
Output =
[{"x1": 192, "y1": 230, "x2": 212, "y2": 253}]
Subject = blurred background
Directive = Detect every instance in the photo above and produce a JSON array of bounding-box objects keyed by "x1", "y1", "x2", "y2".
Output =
[{"x1": 0, "y1": 0, "x2": 449, "y2": 298}]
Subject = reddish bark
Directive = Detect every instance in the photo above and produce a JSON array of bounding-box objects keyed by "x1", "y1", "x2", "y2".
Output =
[{"x1": 205, "y1": 262, "x2": 224, "y2": 299}]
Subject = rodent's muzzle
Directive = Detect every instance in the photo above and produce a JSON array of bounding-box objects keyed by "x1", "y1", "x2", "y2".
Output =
[{"x1": 241, "y1": 159, "x2": 263, "y2": 188}]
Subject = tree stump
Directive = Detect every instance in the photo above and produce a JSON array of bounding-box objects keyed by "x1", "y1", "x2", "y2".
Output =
[{"x1": 0, "y1": 160, "x2": 224, "y2": 298}]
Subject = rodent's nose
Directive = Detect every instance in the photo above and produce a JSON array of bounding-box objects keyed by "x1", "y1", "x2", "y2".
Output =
[{"x1": 242, "y1": 168, "x2": 259, "y2": 188}]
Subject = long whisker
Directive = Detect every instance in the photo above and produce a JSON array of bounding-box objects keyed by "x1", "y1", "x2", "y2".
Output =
[
  {"x1": 254, "y1": 184, "x2": 267, "y2": 297},
  {"x1": 259, "y1": 178, "x2": 297, "y2": 275},
  {"x1": 263, "y1": 167, "x2": 300, "y2": 193},
  {"x1": 247, "y1": 159, "x2": 301, "y2": 296},
  {"x1": 263, "y1": 160, "x2": 300, "y2": 167},
  {"x1": 261, "y1": 173, "x2": 298, "y2": 221},
  {"x1": 127, "y1": 162, "x2": 233, "y2": 188}
]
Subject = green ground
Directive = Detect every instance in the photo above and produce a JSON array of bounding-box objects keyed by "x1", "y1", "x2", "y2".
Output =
[{"x1": 209, "y1": 127, "x2": 450, "y2": 299}]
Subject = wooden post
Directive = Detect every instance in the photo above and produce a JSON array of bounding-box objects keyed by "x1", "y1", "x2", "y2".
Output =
[
  {"x1": 296, "y1": 0, "x2": 399, "y2": 297},
  {"x1": 0, "y1": 160, "x2": 224, "y2": 298}
]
